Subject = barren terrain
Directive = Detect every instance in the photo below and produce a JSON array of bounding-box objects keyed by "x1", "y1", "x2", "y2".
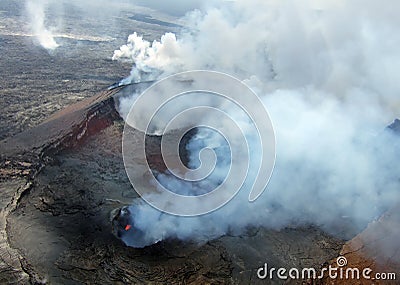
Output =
[{"x1": 1, "y1": 1, "x2": 399, "y2": 284}]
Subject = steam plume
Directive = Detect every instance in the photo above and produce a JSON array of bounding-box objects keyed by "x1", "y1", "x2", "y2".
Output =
[
  {"x1": 114, "y1": 0, "x2": 400, "y2": 249},
  {"x1": 25, "y1": 0, "x2": 59, "y2": 50}
]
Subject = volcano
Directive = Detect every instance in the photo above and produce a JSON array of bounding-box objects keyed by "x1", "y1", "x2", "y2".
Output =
[
  {"x1": 1, "y1": 82, "x2": 398, "y2": 283},
  {"x1": 0, "y1": 83, "x2": 346, "y2": 284},
  {"x1": 2, "y1": 0, "x2": 400, "y2": 283}
]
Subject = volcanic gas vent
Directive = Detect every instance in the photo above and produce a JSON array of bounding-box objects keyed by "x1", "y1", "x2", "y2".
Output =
[
  {"x1": 111, "y1": 203, "x2": 161, "y2": 248},
  {"x1": 111, "y1": 207, "x2": 132, "y2": 238}
]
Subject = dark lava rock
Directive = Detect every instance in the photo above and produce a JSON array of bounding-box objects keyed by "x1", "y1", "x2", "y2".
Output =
[{"x1": 0, "y1": 84, "x2": 345, "y2": 284}]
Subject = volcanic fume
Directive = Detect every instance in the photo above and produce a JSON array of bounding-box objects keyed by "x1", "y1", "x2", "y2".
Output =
[
  {"x1": 112, "y1": 0, "x2": 400, "y2": 251},
  {"x1": 25, "y1": 0, "x2": 59, "y2": 50}
]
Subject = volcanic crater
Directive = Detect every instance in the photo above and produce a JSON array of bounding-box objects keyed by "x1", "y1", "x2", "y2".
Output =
[
  {"x1": 1, "y1": 1, "x2": 400, "y2": 284},
  {"x1": 0, "y1": 83, "x2": 349, "y2": 284}
]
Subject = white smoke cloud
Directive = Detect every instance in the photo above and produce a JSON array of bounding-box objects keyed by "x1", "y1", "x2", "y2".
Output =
[
  {"x1": 112, "y1": 32, "x2": 182, "y2": 84},
  {"x1": 25, "y1": 0, "x2": 59, "y2": 50},
  {"x1": 114, "y1": 0, "x2": 400, "y2": 250}
]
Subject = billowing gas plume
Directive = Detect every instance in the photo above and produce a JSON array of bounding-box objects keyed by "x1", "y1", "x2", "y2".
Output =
[{"x1": 113, "y1": 0, "x2": 400, "y2": 249}]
